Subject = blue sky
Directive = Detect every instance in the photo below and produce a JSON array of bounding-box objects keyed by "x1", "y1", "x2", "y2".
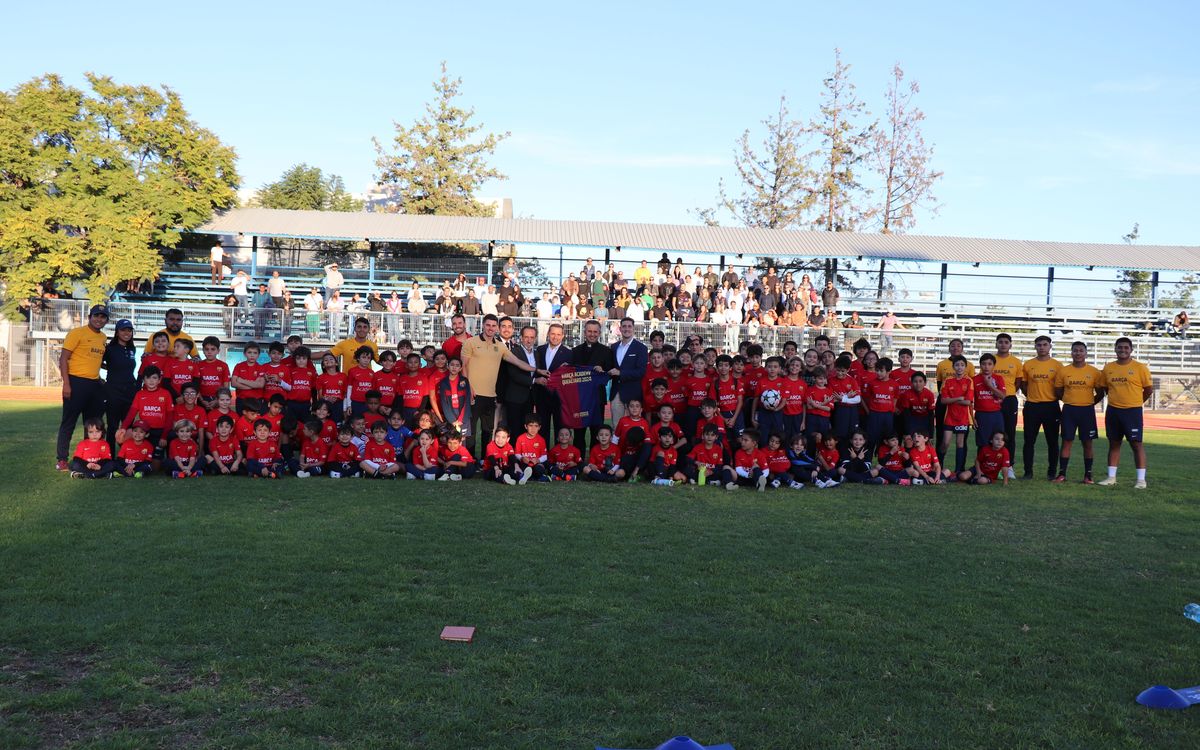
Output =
[{"x1": 4, "y1": 1, "x2": 1198, "y2": 302}]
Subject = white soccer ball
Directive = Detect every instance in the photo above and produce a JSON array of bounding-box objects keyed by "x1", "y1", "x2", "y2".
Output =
[{"x1": 760, "y1": 389, "x2": 782, "y2": 409}]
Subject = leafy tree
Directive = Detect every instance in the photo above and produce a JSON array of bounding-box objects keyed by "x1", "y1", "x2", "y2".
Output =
[
  {"x1": 373, "y1": 63, "x2": 509, "y2": 217},
  {"x1": 870, "y1": 64, "x2": 941, "y2": 234},
  {"x1": 695, "y1": 97, "x2": 815, "y2": 229},
  {"x1": 810, "y1": 49, "x2": 875, "y2": 235},
  {"x1": 1112, "y1": 224, "x2": 1153, "y2": 308},
  {"x1": 252, "y1": 163, "x2": 363, "y2": 212},
  {"x1": 0, "y1": 73, "x2": 238, "y2": 312}
]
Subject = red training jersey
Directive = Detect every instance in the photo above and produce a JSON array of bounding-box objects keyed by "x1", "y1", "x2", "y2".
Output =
[
  {"x1": 900, "y1": 387, "x2": 936, "y2": 417},
  {"x1": 688, "y1": 443, "x2": 723, "y2": 469},
  {"x1": 941, "y1": 376, "x2": 974, "y2": 427},
  {"x1": 245, "y1": 438, "x2": 281, "y2": 462},
  {"x1": 123, "y1": 387, "x2": 174, "y2": 429},
  {"x1": 316, "y1": 372, "x2": 348, "y2": 404},
  {"x1": 972, "y1": 373, "x2": 1005, "y2": 413},
  {"x1": 287, "y1": 364, "x2": 315, "y2": 403},
  {"x1": 976, "y1": 445, "x2": 1011, "y2": 479},
  {"x1": 73, "y1": 438, "x2": 111, "y2": 463},
  {"x1": 909, "y1": 445, "x2": 938, "y2": 473},
  {"x1": 588, "y1": 442, "x2": 620, "y2": 469},
  {"x1": 514, "y1": 433, "x2": 548, "y2": 465},
  {"x1": 734, "y1": 448, "x2": 767, "y2": 471},
  {"x1": 207, "y1": 434, "x2": 241, "y2": 464},
  {"x1": 372, "y1": 369, "x2": 400, "y2": 407},
  {"x1": 806, "y1": 385, "x2": 834, "y2": 418},
  {"x1": 326, "y1": 442, "x2": 359, "y2": 464},
  {"x1": 346, "y1": 366, "x2": 377, "y2": 402},
  {"x1": 197, "y1": 359, "x2": 230, "y2": 399},
  {"x1": 549, "y1": 445, "x2": 581, "y2": 467},
  {"x1": 232, "y1": 360, "x2": 263, "y2": 400},
  {"x1": 168, "y1": 438, "x2": 198, "y2": 462},
  {"x1": 363, "y1": 440, "x2": 397, "y2": 464},
  {"x1": 118, "y1": 439, "x2": 153, "y2": 463},
  {"x1": 484, "y1": 441, "x2": 516, "y2": 470},
  {"x1": 865, "y1": 378, "x2": 900, "y2": 413},
  {"x1": 780, "y1": 377, "x2": 807, "y2": 416}
]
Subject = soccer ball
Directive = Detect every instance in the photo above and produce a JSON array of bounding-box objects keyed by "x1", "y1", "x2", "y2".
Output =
[{"x1": 760, "y1": 389, "x2": 782, "y2": 409}]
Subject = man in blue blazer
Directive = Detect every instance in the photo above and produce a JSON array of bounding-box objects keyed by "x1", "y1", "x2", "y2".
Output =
[
  {"x1": 609, "y1": 317, "x2": 648, "y2": 424},
  {"x1": 535, "y1": 323, "x2": 574, "y2": 441}
]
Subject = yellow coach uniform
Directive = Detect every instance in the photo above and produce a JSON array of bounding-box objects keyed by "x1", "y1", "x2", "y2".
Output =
[
  {"x1": 1055, "y1": 364, "x2": 1104, "y2": 442},
  {"x1": 1020, "y1": 356, "x2": 1062, "y2": 478},
  {"x1": 936, "y1": 357, "x2": 975, "y2": 385},
  {"x1": 1102, "y1": 358, "x2": 1152, "y2": 443},
  {"x1": 992, "y1": 355, "x2": 1023, "y2": 397}
]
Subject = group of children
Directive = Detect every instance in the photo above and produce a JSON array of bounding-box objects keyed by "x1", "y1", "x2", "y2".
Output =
[{"x1": 70, "y1": 330, "x2": 1021, "y2": 488}]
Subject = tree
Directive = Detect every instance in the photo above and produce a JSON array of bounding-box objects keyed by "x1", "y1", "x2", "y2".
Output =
[
  {"x1": 0, "y1": 73, "x2": 238, "y2": 312},
  {"x1": 696, "y1": 97, "x2": 815, "y2": 230},
  {"x1": 373, "y1": 63, "x2": 509, "y2": 217},
  {"x1": 252, "y1": 163, "x2": 363, "y2": 212},
  {"x1": 1112, "y1": 224, "x2": 1153, "y2": 308},
  {"x1": 811, "y1": 49, "x2": 875, "y2": 235}
]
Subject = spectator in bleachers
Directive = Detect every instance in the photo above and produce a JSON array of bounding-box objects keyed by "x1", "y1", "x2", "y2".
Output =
[
  {"x1": 1173, "y1": 310, "x2": 1190, "y2": 338},
  {"x1": 461, "y1": 289, "x2": 482, "y2": 317},
  {"x1": 326, "y1": 291, "x2": 345, "y2": 338},
  {"x1": 210, "y1": 243, "x2": 225, "y2": 284},
  {"x1": 230, "y1": 270, "x2": 250, "y2": 308},
  {"x1": 268, "y1": 271, "x2": 286, "y2": 308},
  {"x1": 797, "y1": 274, "x2": 815, "y2": 318},
  {"x1": 846, "y1": 311, "x2": 865, "y2": 329},
  {"x1": 481, "y1": 285, "x2": 499, "y2": 316},
  {"x1": 875, "y1": 310, "x2": 905, "y2": 353},
  {"x1": 580, "y1": 257, "x2": 597, "y2": 281},
  {"x1": 252, "y1": 284, "x2": 271, "y2": 337},
  {"x1": 822, "y1": 280, "x2": 840, "y2": 314},
  {"x1": 634, "y1": 260, "x2": 652, "y2": 290},
  {"x1": 322, "y1": 263, "x2": 343, "y2": 303},
  {"x1": 808, "y1": 305, "x2": 826, "y2": 328},
  {"x1": 304, "y1": 288, "x2": 323, "y2": 337},
  {"x1": 453, "y1": 273, "x2": 469, "y2": 297},
  {"x1": 280, "y1": 290, "x2": 295, "y2": 338}
]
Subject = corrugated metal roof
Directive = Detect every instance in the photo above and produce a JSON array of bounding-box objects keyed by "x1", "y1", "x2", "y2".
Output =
[{"x1": 193, "y1": 208, "x2": 1200, "y2": 272}]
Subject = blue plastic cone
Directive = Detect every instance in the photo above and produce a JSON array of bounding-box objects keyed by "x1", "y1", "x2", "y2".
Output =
[{"x1": 596, "y1": 736, "x2": 734, "y2": 750}]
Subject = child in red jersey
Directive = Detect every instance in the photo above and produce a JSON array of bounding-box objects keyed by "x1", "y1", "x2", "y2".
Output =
[
  {"x1": 649, "y1": 426, "x2": 685, "y2": 485},
  {"x1": 752, "y1": 356, "x2": 786, "y2": 439},
  {"x1": 899, "y1": 371, "x2": 936, "y2": 441},
  {"x1": 681, "y1": 356, "x2": 715, "y2": 442},
  {"x1": 231, "y1": 342, "x2": 265, "y2": 413},
  {"x1": 876, "y1": 434, "x2": 912, "y2": 485},
  {"x1": 939, "y1": 355, "x2": 974, "y2": 474},
  {"x1": 234, "y1": 400, "x2": 262, "y2": 448},
  {"x1": 206, "y1": 415, "x2": 244, "y2": 476},
  {"x1": 345, "y1": 346, "x2": 377, "y2": 419},
  {"x1": 514, "y1": 414, "x2": 549, "y2": 484},
  {"x1": 664, "y1": 359, "x2": 688, "y2": 413},
  {"x1": 483, "y1": 426, "x2": 519, "y2": 483},
  {"x1": 139, "y1": 332, "x2": 172, "y2": 379},
  {"x1": 693, "y1": 399, "x2": 728, "y2": 449},
  {"x1": 290, "y1": 419, "x2": 329, "y2": 478},
  {"x1": 117, "y1": 422, "x2": 155, "y2": 477},
  {"x1": 582, "y1": 425, "x2": 625, "y2": 482},
  {"x1": 863, "y1": 357, "x2": 899, "y2": 453},
  {"x1": 315, "y1": 353, "x2": 348, "y2": 424},
  {"x1": 263, "y1": 395, "x2": 289, "y2": 452},
  {"x1": 728, "y1": 428, "x2": 769, "y2": 492},
  {"x1": 684, "y1": 424, "x2": 729, "y2": 486},
  {"x1": 643, "y1": 379, "x2": 670, "y2": 422},
  {"x1": 372, "y1": 351, "x2": 401, "y2": 416},
  {"x1": 120, "y1": 365, "x2": 173, "y2": 465},
  {"x1": 398, "y1": 352, "x2": 433, "y2": 423},
  {"x1": 439, "y1": 431, "x2": 477, "y2": 481},
  {"x1": 361, "y1": 422, "x2": 402, "y2": 478},
  {"x1": 815, "y1": 433, "x2": 842, "y2": 488},
  {"x1": 69, "y1": 418, "x2": 113, "y2": 479},
  {"x1": 829, "y1": 355, "x2": 862, "y2": 443},
  {"x1": 172, "y1": 383, "x2": 208, "y2": 456},
  {"x1": 197, "y1": 336, "x2": 231, "y2": 410},
  {"x1": 906, "y1": 431, "x2": 948, "y2": 485},
  {"x1": 279, "y1": 345, "x2": 314, "y2": 423},
  {"x1": 167, "y1": 419, "x2": 201, "y2": 478},
  {"x1": 780, "y1": 357, "x2": 808, "y2": 440},
  {"x1": 763, "y1": 432, "x2": 802, "y2": 489},
  {"x1": 971, "y1": 353, "x2": 1007, "y2": 451},
  {"x1": 548, "y1": 427, "x2": 581, "y2": 481},
  {"x1": 325, "y1": 426, "x2": 362, "y2": 478},
  {"x1": 713, "y1": 355, "x2": 744, "y2": 434},
  {"x1": 164, "y1": 338, "x2": 199, "y2": 402},
  {"x1": 614, "y1": 398, "x2": 652, "y2": 480},
  {"x1": 260, "y1": 342, "x2": 292, "y2": 402},
  {"x1": 961, "y1": 431, "x2": 1011, "y2": 485},
  {"x1": 245, "y1": 418, "x2": 283, "y2": 478},
  {"x1": 741, "y1": 344, "x2": 766, "y2": 424},
  {"x1": 641, "y1": 349, "x2": 669, "y2": 401},
  {"x1": 406, "y1": 430, "x2": 442, "y2": 480},
  {"x1": 654, "y1": 404, "x2": 687, "y2": 453},
  {"x1": 361, "y1": 391, "x2": 387, "y2": 432},
  {"x1": 805, "y1": 366, "x2": 835, "y2": 446},
  {"x1": 889, "y1": 348, "x2": 917, "y2": 434}
]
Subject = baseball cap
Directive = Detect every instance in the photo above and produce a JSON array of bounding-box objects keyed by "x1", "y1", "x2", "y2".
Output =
[
  {"x1": 115, "y1": 319, "x2": 134, "y2": 331},
  {"x1": 130, "y1": 421, "x2": 150, "y2": 431},
  {"x1": 89, "y1": 304, "x2": 110, "y2": 317}
]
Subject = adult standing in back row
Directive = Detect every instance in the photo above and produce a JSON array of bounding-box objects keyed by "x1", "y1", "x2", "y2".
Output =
[
  {"x1": 570, "y1": 320, "x2": 616, "y2": 452},
  {"x1": 322, "y1": 262, "x2": 344, "y2": 303},
  {"x1": 1021, "y1": 335, "x2": 1062, "y2": 481},
  {"x1": 56, "y1": 305, "x2": 110, "y2": 471}
]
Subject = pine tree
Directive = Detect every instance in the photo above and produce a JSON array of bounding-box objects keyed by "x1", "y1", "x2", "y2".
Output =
[
  {"x1": 810, "y1": 49, "x2": 875, "y2": 235},
  {"x1": 253, "y1": 164, "x2": 362, "y2": 212},
  {"x1": 870, "y1": 64, "x2": 941, "y2": 234},
  {"x1": 0, "y1": 74, "x2": 238, "y2": 313},
  {"x1": 373, "y1": 63, "x2": 509, "y2": 217}
]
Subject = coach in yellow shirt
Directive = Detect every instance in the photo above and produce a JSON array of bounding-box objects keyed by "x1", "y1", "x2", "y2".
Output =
[
  {"x1": 328, "y1": 317, "x2": 379, "y2": 373},
  {"x1": 935, "y1": 338, "x2": 975, "y2": 438},
  {"x1": 56, "y1": 304, "x2": 110, "y2": 470},
  {"x1": 992, "y1": 333, "x2": 1024, "y2": 463},
  {"x1": 1020, "y1": 335, "x2": 1063, "y2": 480},
  {"x1": 1098, "y1": 336, "x2": 1153, "y2": 489},
  {"x1": 1052, "y1": 341, "x2": 1106, "y2": 483},
  {"x1": 141, "y1": 308, "x2": 197, "y2": 357}
]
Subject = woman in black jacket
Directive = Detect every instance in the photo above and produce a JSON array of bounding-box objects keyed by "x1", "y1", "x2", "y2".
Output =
[{"x1": 101, "y1": 319, "x2": 139, "y2": 451}]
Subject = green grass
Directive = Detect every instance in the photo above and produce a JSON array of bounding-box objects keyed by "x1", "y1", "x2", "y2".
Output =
[{"x1": 2, "y1": 400, "x2": 1199, "y2": 749}]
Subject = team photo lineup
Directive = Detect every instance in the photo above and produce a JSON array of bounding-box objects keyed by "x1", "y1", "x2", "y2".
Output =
[{"x1": 57, "y1": 299, "x2": 1155, "y2": 491}]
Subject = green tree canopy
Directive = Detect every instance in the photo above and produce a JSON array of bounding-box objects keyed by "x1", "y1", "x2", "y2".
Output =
[
  {"x1": 373, "y1": 63, "x2": 509, "y2": 217},
  {"x1": 252, "y1": 163, "x2": 362, "y2": 212},
  {"x1": 0, "y1": 73, "x2": 238, "y2": 312}
]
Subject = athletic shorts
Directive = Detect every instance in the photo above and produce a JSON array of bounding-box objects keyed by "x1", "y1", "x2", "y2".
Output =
[
  {"x1": 974, "y1": 410, "x2": 1004, "y2": 447},
  {"x1": 1105, "y1": 406, "x2": 1143, "y2": 443},
  {"x1": 944, "y1": 423, "x2": 970, "y2": 434},
  {"x1": 1061, "y1": 404, "x2": 1098, "y2": 442},
  {"x1": 962, "y1": 466, "x2": 1001, "y2": 484}
]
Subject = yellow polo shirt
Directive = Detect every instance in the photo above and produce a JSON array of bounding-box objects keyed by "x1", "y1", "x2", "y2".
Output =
[
  {"x1": 992, "y1": 354, "x2": 1024, "y2": 397},
  {"x1": 461, "y1": 335, "x2": 506, "y2": 398},
  {"x1": 63, "y1": 326, "x2": 107, "y2": 379},
  {"x1": 1054, "y1": 364, "x2": 1104, "y2": 407},
  {"x1": 330, "y1": 337, "x2": 379, "y2": 373},
  {"x1": 936, "y1": 358, "x2": 975, "y2": 386},
  {"x1": 1022, "y1": 357, "x2": 1063, "y2": 403},
  {"x1": 1102, "y1": 359, "x2": 1152, "y2": 409},
  {"x1": 142, "y1": 329, "x2": 197, "y2": 357}
]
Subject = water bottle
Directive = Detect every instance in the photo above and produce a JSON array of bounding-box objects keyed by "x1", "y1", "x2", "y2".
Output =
[
  {"x1": 1185, "y1": 603, "x2": 1200, "y2": 624},
  {"x1": 697, "y1": 466, "x2": 707, "y2": 486}
]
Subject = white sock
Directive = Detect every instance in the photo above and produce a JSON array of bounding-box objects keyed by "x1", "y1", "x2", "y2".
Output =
[
  {"x1": 1107, "y1": 466, "x2": 1118, "y2": 478},
  {"x1": 1136, "y1": 468, "x2": 1146, "y2": 481}
]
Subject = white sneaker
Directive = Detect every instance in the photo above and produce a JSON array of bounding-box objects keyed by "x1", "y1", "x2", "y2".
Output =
[
  {"x1": 1097, "y1": 477, "x2": 1117, "y2": 486},
  {"x1": 329, "y1": 471, "x2": 341, "y2": 479},
  {"x1": 437, "y1": 473, "x2": 451, "y2": 481},
  {"x1": 405, "y1": 472, "x2": 417, "y2": 480},
  {"x1": 770, "y1": 479, "x2": 782, "y2": 489},
  {"x1": 725, "y1": 482, "x2": 738, "y2": 491},
  {"x1": 1134, "y1": 479, "x2": 1148, "y2": 490},
  {"x1": 449, "y1": 474, "x2": 462, "y2": 481},
  {"x1": 519, "y1": 466, "x2": 533, "y2": 485},
  {"x1": 1006, "y1": 467, "x2": 1016, "y2": 480},
  {"x1": 756, "y1": 473, "x2": 768, "y2": 492},
  {"x1": 789, "y1": 481, "x2": 804, "y2": 489},
  {"x1": 295, "y1": 471, "x2": 309, "y2": 478},
  {"x1": 912, "y1": 478, "x2": 924, "y2": 485},
  {"x1": 503, "y1": 474, "x2": 517, "y2": 485},
  {"x1": 423, "y1": 473, "x2": 437, "y2": 481}
]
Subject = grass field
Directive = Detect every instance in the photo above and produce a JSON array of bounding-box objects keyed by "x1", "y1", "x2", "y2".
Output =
[{"x1": 2, "y1": 400, "x2": 1199, "y2": 749}]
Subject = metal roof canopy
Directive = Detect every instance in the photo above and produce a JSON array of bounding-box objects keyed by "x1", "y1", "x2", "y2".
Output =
[{"x1": 193, "y1": 208, "x2": 1200, "y2": 273}]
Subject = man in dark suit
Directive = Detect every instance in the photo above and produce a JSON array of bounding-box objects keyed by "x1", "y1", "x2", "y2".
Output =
[
  {"x1": 535, "y1": 323, "x2": 572, "y2": 441},
  {"x1": 609, "y1": 317, "x2": 648, "y2": 424},
  {"x1": 570, "y1": 319, "x2": 616, "y2": 451},
  {"x1": 501, "y1": 325, "x2": 541, "y2": 434}
]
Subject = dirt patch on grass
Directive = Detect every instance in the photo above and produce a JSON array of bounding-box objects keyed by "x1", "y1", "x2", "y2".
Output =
[{"x1": 0, "y1": 646, "x2": 96, "y2": 694}]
